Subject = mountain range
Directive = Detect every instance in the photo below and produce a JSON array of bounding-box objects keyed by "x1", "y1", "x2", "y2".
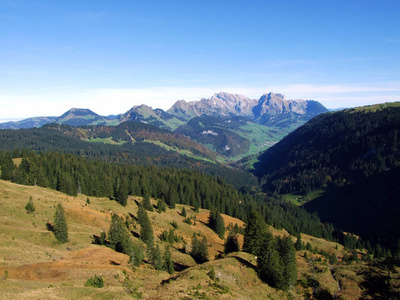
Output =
[{"x1": 0, "y1": 92, "x2": 328, "y2": 159}]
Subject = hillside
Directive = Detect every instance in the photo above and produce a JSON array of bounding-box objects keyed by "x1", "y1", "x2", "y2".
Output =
[
  {"x1": 0, "y1": 122, "x2": 259, "y2": 189},
  {"x1": 174, "y1": 116, "x2": 286, "y2": 159},
  {"x1": 252, "y1": 102, "x2": 400, "y2": 246},
  {"x1": 1, "y1": 179, "x2": 396, "y2": 299}
]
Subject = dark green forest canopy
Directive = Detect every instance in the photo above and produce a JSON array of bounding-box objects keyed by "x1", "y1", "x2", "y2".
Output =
[
  {"x1": 0, "y1": 122, "x2": 257, "y2": 189},
  {"x1": 252, "y1": 105, "x2": 400, "y2": 247},
  {"x1": 253, "y1": 106, "x2": 400, "y2": 194},
  {"x1": 0, "y1": 149, "x2": 337, "y2": 242}
]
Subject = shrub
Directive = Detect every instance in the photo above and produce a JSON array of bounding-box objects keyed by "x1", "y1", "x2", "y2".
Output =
[{"x1": 85, "y1": 275, "x2": 104, "y2": 288}]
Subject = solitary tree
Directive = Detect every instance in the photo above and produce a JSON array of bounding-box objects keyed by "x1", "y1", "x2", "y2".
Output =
[
  {"x1": 25, "y1": 196, "x2": 35, "y2": 213},
  {"x1": 53, "y1": 203, "x2": 68, "y2": 243}
]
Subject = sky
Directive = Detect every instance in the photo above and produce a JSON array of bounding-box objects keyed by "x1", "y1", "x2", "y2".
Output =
[{"x1": 1, "y1": 0, "x2": 400, "y2": 122}]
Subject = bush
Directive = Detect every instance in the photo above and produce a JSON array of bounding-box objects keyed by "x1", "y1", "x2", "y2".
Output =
[{"x1": 85, "y1": 275, "x2": 104, "y2": 288}]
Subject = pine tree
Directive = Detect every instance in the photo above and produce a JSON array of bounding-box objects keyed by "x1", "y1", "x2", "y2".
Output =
[
  {"x1": 142, "y1": 195, "x2": 153, "y2": 211},
  {"x1": 181, "y1": 206, "x2": 187, "y2": 217},
  {"x1": 108, "y1": 213, "x2": 133, "y2": 254},
  {"x1": 53, "y1": 203, "x2": 68, "y2": 243},
  {"x1": 163, "y1": 244, "x2": 174, "y2": 274},
  {"x1": 137, "y1": 206, "x2": 154, "y2": 246},
  {"x1": 157, "y1": 199, "x2": 167, "y2": 213},
  {"x1": 294, "y1": 234, "x2": 303, "y2": 251},
  {"x1": 257, "y1": 234, "x2": 283, "y2": 289},
  {"x1": 208, "y1": 209, "x2": 225, "y2": 239},
  {"x1": 25, "y1": 196, "x2": 35, "y2": 213},
  {"x1": 191, "y1": 233, "x2": 209, "y2": 263},
  {"x1": 277, "y1": 237, "x2": 298, "y2": 291},
  {"x1": 148, "y1": 244, "x2": 163, "y2": 270},
  {"x1": 224, "y1": 231, "x2": 240, "y2": 254},
  {"x1": 243, "y1": 210, "x2": 268, "y2": 256},
  {"x1": 131, "y1": 240, "x2": 144, "y2": 267}
]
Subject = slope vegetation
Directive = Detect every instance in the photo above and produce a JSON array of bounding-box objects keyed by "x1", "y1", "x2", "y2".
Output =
[
  {"x1": 1, "y1": 179, "x2": 389, "y2": 300},
  {"x1": 253, "y1": 103, "x2": 400, "y2": 245}
]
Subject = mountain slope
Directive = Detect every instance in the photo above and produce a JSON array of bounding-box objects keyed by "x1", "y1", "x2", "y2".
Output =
[
  {"x1": 55, "y1": 108, "x2": 113, "y2": 126},
  {"x1": 175, "y1": 116, "x2": 285, "y2": 158},
  {"x1": 252, "y1": 102, "x2": 400, "y2": 245},
  {"x1": 118, "y1": 105, "x2": 186, "y2": 131},
  {"x1": 0, "y1": 178, "x2": 395, "y2": 300},
  {"x1": 0, "y1": 122, "x2": 258, "y2": 188}
]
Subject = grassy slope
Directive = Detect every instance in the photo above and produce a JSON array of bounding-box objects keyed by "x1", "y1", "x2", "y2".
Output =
[{"x1": 0, "y1": 180, "x2": 389, "y2": 299}]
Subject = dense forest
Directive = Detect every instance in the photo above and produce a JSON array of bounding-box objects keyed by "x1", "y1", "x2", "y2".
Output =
[
  {"x1": 0, "y1": 148, "x2": 339, "y2": 242},
  {"x1": 253, "y1": 105, "x2": 400, "y2": 194},
  {"x1": 252, "y1": 104, "x2": 400, "y2": 247},
  {"x1": 0, "y1": 123, "x2": 256, "y2": 189}
]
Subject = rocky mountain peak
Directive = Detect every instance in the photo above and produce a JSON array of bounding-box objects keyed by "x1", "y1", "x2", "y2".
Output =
[{"x1": 253, "y1": 93, "x2": 307, "y2": 117}]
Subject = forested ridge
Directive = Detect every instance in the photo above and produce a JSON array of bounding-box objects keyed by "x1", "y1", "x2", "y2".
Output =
[
  {"x1": 254, "y1": 105, "x2": 400, "y2": 194},
  {"x1": 0, "y1": 122, "x2": 257, "y2": 189},
  {"x1": 252, "y1": 104, "x2": 400, "y2": 247}
]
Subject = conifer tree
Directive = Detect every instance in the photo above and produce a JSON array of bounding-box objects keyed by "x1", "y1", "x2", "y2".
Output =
[
  {"x1": 157, "y1": 199, "x2": 167, "y2": 213},
  {"x1": 142, "y1": 195, "x2": 153, "y2": 211},
  {"x1": 224, "y1": 230, "x2": 240, "y2": 254},
  {"x1": 25, "y1": 196, "x2": 35, "y2": 213},
  {"x1": 148, "y1": 244, "x2": 163, "y2": 270},
  {"x1": 243, "y1": 210, "x2": 268, "y2": 256},
  {"x1": 294, "y1": 234, "x2": 303, "y2": 251},
  {"x1": 167, "y1": 188, "x2": 177, "y2": 209},
  {"x1": 277, "y1": 237, "x2": 298, "y2": 291},
  {"x1": 53, "y1": 203, "x2": 68, "y2": 243},
  {"x1": 137, "y1": 206, "x2": 154, "y2": 246},
  {"x1": 163, "y1": 244, "x2": 174, "y2": 274},
  {"x1": 257, "y1": 234, "x2": 283, "y2": 289},
  {"x1": 131, "y1": 240, "x2": 144, "y2": 267},
  {"x1": 108, "y1": 213, "x2": 133, "y2": 254},
  {"x1": 181, "y1": 206, "x2": 187, "y2": 217},
  {"x1": 191, "y1": 233, "x2": 209, "y2": 263},
  {"x1": 208, "y1": 209, "x2": 225, "y2": 239},
  {"x1": 114, "y1": 179, "x2": 128, "y2": 206}
]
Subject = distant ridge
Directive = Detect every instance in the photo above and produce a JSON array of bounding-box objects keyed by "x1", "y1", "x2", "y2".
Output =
[{"x1": 0, "y1": 91, "x2": 328, "y2": 130}]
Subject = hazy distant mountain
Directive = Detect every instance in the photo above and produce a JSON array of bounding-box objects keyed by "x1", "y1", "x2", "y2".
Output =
[
  {"x1": 0, "y1": 116, "x2": 57, "y2": 129},
  {"x1": 168, "y1": 92, "x2": 328, "y2": 124},
  {"x1": 55, "y1": 108, "x2": 113, "y2": 126},
  {"x1": 168, "y1": 92, "x2": 258, "y2": 119}
]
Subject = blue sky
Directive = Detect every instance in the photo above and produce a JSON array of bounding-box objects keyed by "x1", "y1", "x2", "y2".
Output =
[{"x1": 1, "y1": 0, "x2": 400, "y2": 121}]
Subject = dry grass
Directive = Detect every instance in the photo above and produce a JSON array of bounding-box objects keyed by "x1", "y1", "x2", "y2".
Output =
[{"x1": 0, "y1": 179, "x2": 384, "y2": 299}]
